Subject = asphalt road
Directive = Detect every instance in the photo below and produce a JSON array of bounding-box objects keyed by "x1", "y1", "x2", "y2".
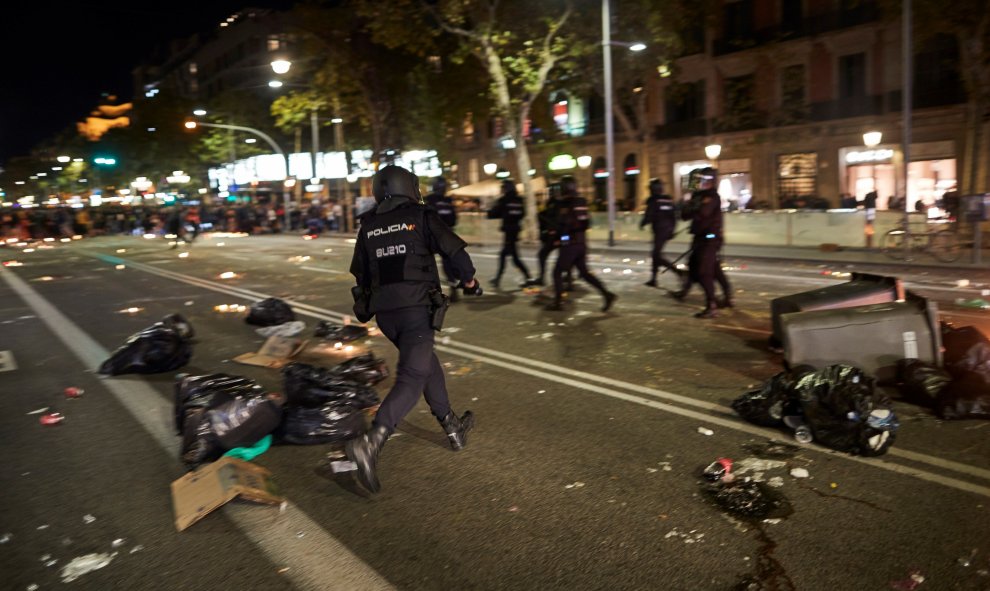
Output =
[{"x1": 1, "y1": 232, "x2": 989, "y2": 591}]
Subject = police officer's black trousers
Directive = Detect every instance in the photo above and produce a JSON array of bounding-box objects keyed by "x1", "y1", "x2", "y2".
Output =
[
  {"x1": 553, "y1": 243, "x2": 607, "y2": 301},
  {"x1": 649, "y1": 234, "x2": 676, "y2": 278},
  {"x1": 494, "y1": 230, "x2": 530, "y2": 281},
  {"x1": 372, "y1": 306, "x2": 451, "y2": 431},
  {"x1": 687, "y1": 239, "x2": 719, "y2": 309}
]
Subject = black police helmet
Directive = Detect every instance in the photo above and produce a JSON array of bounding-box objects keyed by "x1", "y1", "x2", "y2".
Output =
[
  {"x1": 373, "y1": 165, "x2": 421, "y2": 204},
  {"x1": 559, "y1": 175, "x2": 578, "y2": 196},
  {"x1": 432, "y1": 176, "x2": 448, "y2": 194},
  {"x1": 501, "y1": 179, "x2": 517, "y2": 196},
  {"x1": 649, "y1": 178, "x2": 664, "y2": 194}
]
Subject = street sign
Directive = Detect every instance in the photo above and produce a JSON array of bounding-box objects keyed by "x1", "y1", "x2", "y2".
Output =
[{"x1": 0, "y1": 350, "x2": 17, "y2": 372}]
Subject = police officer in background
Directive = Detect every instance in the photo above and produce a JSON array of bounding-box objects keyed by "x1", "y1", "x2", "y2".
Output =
[
  {"x1": 546, "y1": 176, "x2": 617, "y2": 312},
  {"x1": 346, "y1": 165, "x2": 482, "y2": 493},
  {"x1": 673, "y1": 167, "x2": 731, "y2": 318},
  {"x1": 424, "y1": 176, "x2": 460, "y2": 300},
  {"x1": 488, "y1": 179, "x2": 532, "y2": 289},
  {"x1": 525, "y1": 182, "x2": 567, "y2": 288},
  {"x1": 640, "y1": 178, "x2": 679, "y2": 287}
]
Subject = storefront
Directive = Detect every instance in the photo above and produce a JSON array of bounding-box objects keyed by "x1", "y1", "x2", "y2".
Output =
[
  {"x1": 839, "y1": 141, "x2": 956, "y2": 211},
  {"x1": 776, "y1": 152, "x2": 818, "y2": 208},
  {"x1": 673, "y1": 158, "x2": 752, "y2": 210}
]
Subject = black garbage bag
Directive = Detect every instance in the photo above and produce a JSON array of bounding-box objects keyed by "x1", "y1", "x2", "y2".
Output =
[
  {"x1": 98, "y1": 314, "x2": 194, "y2": 376},
  {"x1": 702, "y1": 481, "x2": 793, "y2": 520},
  {"x1": 795, "y1": 364, "x2": 898, "y2": 456},
  {"x1": 937, "y1": 371, "x2": 990, "y2": 420},
  {"x1": 174, "y1": 373, "x2": 282, "y2": 468},
  {"x1": 278, "y1": 362, "x2": 380, "y2": 444},
  {"x1": 731, "y1": 368, "x2": 811, "y2": 427},
  {"x1": 174, "y1": 373, "x2": 264, "y2": 433},
  {"x1": 896, "y1": 359, "x2": 952, "y2": 408},
  {"x1": 246, "y1": 297, "x2": 295, "y2": 327},
  {"x1": 279, "y1": 401, "x2": 367, "y2": 445},
  {"x1": 281, "y1": 362, "x2": 381, "y2": 408},
  {"x1": 327, "y1": 354, "x2": 389, "y2": 386},
  {"x1": 314, "y1": 321, "x2": 369, "y2": 343},
  {"x1": 941, "y1": 324, "x2": 990, "y2": 382}
]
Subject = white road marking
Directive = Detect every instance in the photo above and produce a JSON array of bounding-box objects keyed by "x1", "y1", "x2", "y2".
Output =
[
  {"x1": 0, "y1": 350, "x2": 17, "y2": 372},
  {"x1": 302, "y1": 266, "x2": 343, "y2": 274},
  {"x1": 0, "y1": 267, "x2": 395, "y2": 591},
  {"x1": 81, "y1": 251, "x2": 990, "y2": 493}
]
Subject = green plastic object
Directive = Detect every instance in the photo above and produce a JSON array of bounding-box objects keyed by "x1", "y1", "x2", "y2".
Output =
[{"x1": 223, "y1": 434, "x2": 273, "y2": 461}]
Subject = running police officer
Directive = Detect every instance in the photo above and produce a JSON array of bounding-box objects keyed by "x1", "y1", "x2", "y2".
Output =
[
  {"x1": 546, "y1": 176, "x2": 617, "y2": 312},
  {"x1": 673, "y1": 167, "x2": 731, "y2": 318},
  {"x1": 346, "y1": 165, "x2": 482, "y2": 493},
  {"x1": 488, "y1": 179, "x2": 532, "y2": 289},
  {"x1": 424, "y1": 176, "x2": 460, "y2": 300},
  {"x1": 640, "y1": 178, "x2": 679, "y2": 287}
]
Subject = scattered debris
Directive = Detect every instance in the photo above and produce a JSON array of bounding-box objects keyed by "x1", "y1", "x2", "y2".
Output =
[
  {"x1": 663, "y1": 528, "x2": 706, "y2": 544},
  {"x1": 0, "y1": 533, "x2": 9, "y2": 544},
  {"x1": 955, "y1": 298, "x2": 990, "y2": 310},
  {"x1": 27, "y1": 407, "x2": 50, "y2": 415},
  {"x1": 564, "y1": 481, "x2": 586, "y2": 489},
  {"x1": 83, "y1": 514, "x2": 96, "y2": 524},
  {"x1": 111, "y1": 538, "x2": 126, "y2": 549},
  {"x1": 697, "y1": 427, "x2": 714, "y2": 436},
  {"x1": 60, "y1": 552, "x2": 117, "y2": 583},
  {"x1": 789, "y1": 468, "x2": 810, "y2": 479},
  {"x1": 889, "y1": 569, "x2": 925, "y2": 590},
  {"x1": 129, "y1": 545, "x2": 144, "y2": 554},
  {"x1": 256, "y1": 320, "x2": 307, "y2": 338},
  {"x1": 218, "y1": 271, "x2": 237, "y2": 279},
  {"x1": 40, "y1": 412, "x2": 65, "y2": 426},
  {"x1": 64, "y1": 387, "x2": 84, "y2": 399}
]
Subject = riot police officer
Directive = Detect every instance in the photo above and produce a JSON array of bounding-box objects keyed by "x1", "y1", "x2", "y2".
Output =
[
  {"x1": 525, "y1": 182, "x2": 565, "y2": 287},
  {"x1": 546, "y1": 176, "x2": 617, "y2": 312},
  {"x1": 640, "y1": 178, "x2": 679, "y2": 287},
  {"x1": 488, "y1": 179, "x2": 532, "y2": 289},
  {"x1": 673, "y1": 168, "x2": 731, "y2": 318},
  {"x1": 424, "y1": 176, "x2": 460, "y2": 300},
  {"x1": 346, "y1": 165, "x2": 482, "y2": 493}
]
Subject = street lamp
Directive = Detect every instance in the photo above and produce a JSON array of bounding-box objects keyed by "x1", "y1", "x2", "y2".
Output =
[
  {"x1": 483, "y1": 163, "x2": 498, "y2": 176},
  {"x1": 602, "y1": 0, "x2": 646, "y2": 246},
  {"x1": 705, "y1": 143, "x2": 722, "y2": 164},
  {"x1": 185, "y1": 119, "x2": 292, "y2": 232},
  {"x1": 271, "y1": 59, "x2": 291, "y2": 75}
]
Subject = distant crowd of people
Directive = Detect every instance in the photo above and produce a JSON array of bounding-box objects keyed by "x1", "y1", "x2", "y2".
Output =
[{"x1": 0, "y1": 199, "x2": 351, "y2": 241}]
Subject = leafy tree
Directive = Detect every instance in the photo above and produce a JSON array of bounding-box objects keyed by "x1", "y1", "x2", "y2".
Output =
[{"x1": 361, "y1": 0, "x2": 579, "y2": 239}]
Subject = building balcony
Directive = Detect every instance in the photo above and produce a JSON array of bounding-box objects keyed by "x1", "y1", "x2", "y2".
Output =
[{"x1": 713, "y1": 0, "x2": 879, "y2": 57}]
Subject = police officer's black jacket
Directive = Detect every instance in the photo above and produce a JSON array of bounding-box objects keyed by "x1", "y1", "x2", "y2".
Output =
[
  {"x1": 425, "y1": 192, "x2": 457, "y2": 228},
  {"x1": 640, "y1": 193, "x2": 676, "y2": 239},
  {"x1": 538, "y1": 197, "x2": 561, "y2": 241},
  {"x1": 350, "y1": 196, "x2": 475, "y2": 313},
  {"x1": 681, "y1": 188, "x2": 723, "y2": 240},
  {"x1": 488, "y1": 193, "x2": 526, "y2": 233},
  {"x1": 556, "y1": 195, "x2": 591, "y2": 245}
]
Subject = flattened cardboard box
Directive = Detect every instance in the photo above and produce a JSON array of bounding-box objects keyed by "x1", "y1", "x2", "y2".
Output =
[
  {"x1": 171, "y1": 456, "x2": 283, "y2": 532},
  {"x1": 233, "y1": 335, "x2": 308, "y2": 369}
]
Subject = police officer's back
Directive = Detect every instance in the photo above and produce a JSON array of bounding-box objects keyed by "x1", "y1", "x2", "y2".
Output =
[
  {"x1": 346, "y1": 165, "x2": 481, "y2": 494},
  {"x1": 641, "y1": 178, "x2": 679, "y2": 286}
]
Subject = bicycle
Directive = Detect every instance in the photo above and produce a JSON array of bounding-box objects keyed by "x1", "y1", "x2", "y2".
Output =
[{"x1": 880, "y1": 220, "x2": 961, "y2": 262}]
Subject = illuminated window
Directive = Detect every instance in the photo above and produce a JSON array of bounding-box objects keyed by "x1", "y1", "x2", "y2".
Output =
[
  {"x1": 188, "y1": 63, "x2": 198, "y2": 74},
  {"x1": 267, "y1": 36, "x2": 282, "y2": 52}
]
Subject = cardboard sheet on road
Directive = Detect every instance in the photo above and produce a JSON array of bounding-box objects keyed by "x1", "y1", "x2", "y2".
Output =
[
  {"x1": 232, "y1": 336, "x2": 308, "y2": 369},
  {"x1": 171, "y1": 457, "x2": 283, "y2": 532}
]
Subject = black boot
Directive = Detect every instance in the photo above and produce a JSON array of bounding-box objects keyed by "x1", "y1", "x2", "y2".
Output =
[
  {"x1": 602, "y1": 291, "x2": 618, "y2": 312},
  {"x1": 438, "y1": 410, "x2": 475, "y2": 451},
  {"x1": 345, "y1": 424, "x2": 391, "y2": 493}
]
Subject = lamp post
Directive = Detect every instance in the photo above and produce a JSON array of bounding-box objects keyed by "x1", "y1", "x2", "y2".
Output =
[
  {"x1": 705, "y1": 143, "x2": 722, "y2": 169},
  {"x1": 862, "y1": 130, "x2": 882, "y2": 248},
  {"x1": 601, "y1": 0, "x2": 646, "y2": 247},
  {"x1": 185, "y1": 119, "x2": 291, "y2": 232}
]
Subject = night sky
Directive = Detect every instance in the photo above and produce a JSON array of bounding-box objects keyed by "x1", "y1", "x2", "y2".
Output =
[{"x1": 0, "y1": 1, "x2": 291, "y2": 167}]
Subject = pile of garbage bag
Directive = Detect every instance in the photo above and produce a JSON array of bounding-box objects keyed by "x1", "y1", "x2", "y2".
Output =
[
  {"x1": 733, "y1": 364, "x2": 899, "y2": 456},
  {"x1": 246, "y1": 298, "x2": 295, "y2": 327},
  {"x1": 314, "y1": 321, "x2": 369, "y2": 343},
  {"x1": 894, "y1": 324, "x2": 990, "y2": 420},
  {"x1": 174, "y1": 373, "x2": 283, "y2": 469},
  {"x1": 99, "y1": 314, "x2": 195, "y2": 376},
  {"x1": 277, "y1": 361, "x2": 381, "y2": 445}
]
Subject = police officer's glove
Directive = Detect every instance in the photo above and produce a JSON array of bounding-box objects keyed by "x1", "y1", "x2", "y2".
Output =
[{"x1": 460, "y1": 279, "x2": 483, "y2": 297}]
